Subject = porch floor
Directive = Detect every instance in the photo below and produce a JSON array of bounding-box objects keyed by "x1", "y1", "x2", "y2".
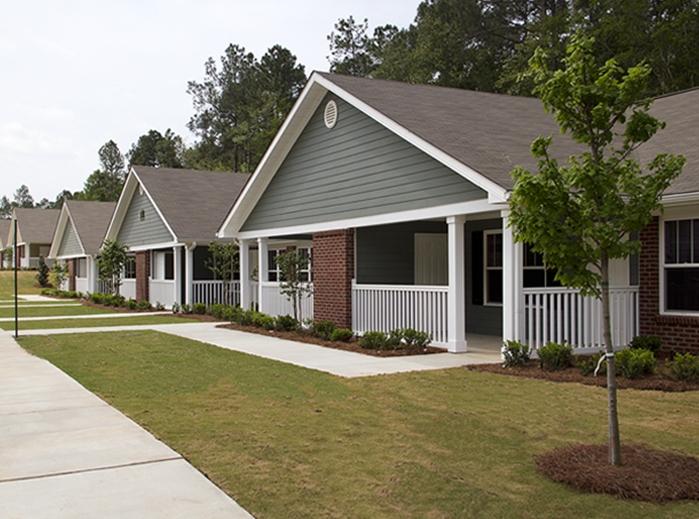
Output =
[{"x1": 465, "y1": 334, "x2": 503, "y2": 355}]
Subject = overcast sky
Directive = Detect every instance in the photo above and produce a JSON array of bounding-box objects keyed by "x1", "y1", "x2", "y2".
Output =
[{"x1": 0, "y1": 0, "x2": 421, "y2": 202}]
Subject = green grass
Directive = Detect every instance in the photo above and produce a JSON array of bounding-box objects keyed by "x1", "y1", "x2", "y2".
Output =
[
  {"x1": 2, "y1": 315, "x2": 188, "y2": 330},
  {"x1": 20, "y1": 331, "x2": 699, "y2": 519},
  {"x1": 0, "y1": 305, "x2": 115, "y2": 318},
  {"x1": 0, "y1": 270, "x2": 43, "y2": 298}
]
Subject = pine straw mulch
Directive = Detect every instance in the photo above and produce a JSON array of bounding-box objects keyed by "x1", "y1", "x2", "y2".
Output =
[{"x1": 536, "y1": 444, "x2": 699, "y2": 504}]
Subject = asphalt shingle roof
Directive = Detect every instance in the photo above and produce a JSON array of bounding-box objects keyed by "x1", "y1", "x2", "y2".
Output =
[
  {"x1": 0, "y1": 220, "x2": 10, "y2": 248},
  {"x1": 65, "y1": 200, "x2": 116, "y2": 255},
  {"x1": 13, "y1": 208, "x2": 59, "y2": 244}
]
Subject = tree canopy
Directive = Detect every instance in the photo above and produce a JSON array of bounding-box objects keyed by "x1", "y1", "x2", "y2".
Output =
[
  {"x1": 75, "y1": 140, "x2": 127, "y2": 202},
  {"x1": 127, "y1": 129, "x2": 186, "y2": 169}
]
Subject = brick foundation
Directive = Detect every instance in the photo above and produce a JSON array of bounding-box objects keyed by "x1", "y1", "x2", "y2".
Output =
[
  {"x1": 312, "y1": 229, "x2": 354, "y2": 329},
  {"x1": 136, "y1": 251, "x2": 150, "y2": 302},
  {"x1": 639, "y1": 217, "x2": 699, "y2": 353}
]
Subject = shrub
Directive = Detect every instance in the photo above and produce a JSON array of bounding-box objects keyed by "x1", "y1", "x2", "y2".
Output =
[
  {"x1": 238, "y1": 309, "x2": 255, "y2": 326},
  {"x1": 137, "y1": 299, "x2": 152, "y2": 311},
  {"x1": 275, "y1": 314, "x2": 298, "y2": 332},
  {"x1": 330, "y1": 328, "x2": 354, "y2": 342},
  {"x1": 90, "y1": 292, "x2": 106, "y2": 305},
  {"x1": 124, "y1": 299, "x2": 138, "y2": 310},
  {"x1": 193, "y1": 303, "x2": 207, "y2": 315},
  {"x1": 252, "y1": 312, "x2": 275, "y2": 330},
  {"x1": 154, "y1": 301, "x2": 165, "y2": 311},
  {"x1": 502, "y1": 340, "x2": 531, "y2": 367},
  {"x1": 313, "y1": 320, "x2": 336, "y2": 341},
  {"x1": 221, "y1": 306, "x2": 236, "y2": 322},
  {"x1": 180, "y1": 303, "x2": 192, "y2": 314},
  {"x1": 629, "y1": 335, "x2": 662, "y2": 353},
  {"x1": 576, "y1": 350, "x2": 606, "y2": 376},
  {"x1": 171, "y1": 302, "x2": 181, "y2": 314},
  {"x1": 665, "y1": 353, "x2": 699, "y2": 382},
  {"x1": 402, "y1": 328, "x2": 432, "y2": 349},
  {"x1": 386, "y1": 329, "x2": 403, "y2": 350},
  {"x1": 359, "y1": 331, "x2": 387, "y2": 350},
  {"x1": 538, "y1": 341, "x2": 573, "y2": 371},
  {"x1": 104, "y1": 294, "x2": 125, "y2": 307},
  {"x1": 615, "y1": 348, "x2": 656, "y2": 379},
  {"x1": 209, "y1": 304, "x2": 226, "y2": 319}
]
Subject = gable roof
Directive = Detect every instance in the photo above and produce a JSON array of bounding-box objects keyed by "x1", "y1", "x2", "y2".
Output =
[
  {"x1": 106, "y1": 166, "x2": 251, "y2": 244},
  {"x1": 9, "y1": 208, "x2": 59, "y2": 245},
  {"x1": 49, "y1": 200, "x2": 116, "y2": 258},
  {"x1": 0, "y1": 220, "x2": 10, "y2": 248}
]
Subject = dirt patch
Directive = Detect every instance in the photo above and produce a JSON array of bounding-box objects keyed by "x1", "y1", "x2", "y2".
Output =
[{"x1": 536, "y1": 444, "x2": 699, "y2": 504}]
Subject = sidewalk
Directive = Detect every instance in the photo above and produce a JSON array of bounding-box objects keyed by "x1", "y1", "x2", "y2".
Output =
[{"x1": 0, "y1": 330, "x2": 254, "y2": 519}]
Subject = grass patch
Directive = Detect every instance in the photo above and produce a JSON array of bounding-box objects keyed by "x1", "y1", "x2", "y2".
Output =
[
  {"x1": 0, "y1": 270, "x2": 43, "y2": 298},
  {"x1": 2, "y1": 315, "x2": 188, "y2": 330},
  {"x1": 0, "y1": 305, "x2": 115, "y2": 318},
  {"x1": 20, "y1": 331, "x2": 699, "y2": 519}
]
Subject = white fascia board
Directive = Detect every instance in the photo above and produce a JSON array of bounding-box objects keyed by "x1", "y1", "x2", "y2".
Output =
[
  {"x1": 236, "y1": 198, "x2": 502, "y2": 239},
  {"x1": 125, "y1": 241, "x2": 179, "y2": 252},
  {"x1": 48, "y1": 206, "x2": 70, "y2": 259},
  {"x1": 218, "y1": 78, "x2": 328, "y2": 237},
  {"x1": 54, "y1": 252, "x2": 88, "y2": 261},
  {"x1": 661, "y1": 191, "x2": 699, "y2": 208}
]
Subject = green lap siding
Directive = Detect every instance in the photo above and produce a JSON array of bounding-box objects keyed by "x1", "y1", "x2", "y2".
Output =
[
  {"x1": 57, "y1": 221, "x2": 82, "y2": 257},
  {"x1": 117, "y1": 189, "x2": 174, "y2": 247},
  {"x1": 241, "y1": 95, "x2": 486, "y2": 232}
]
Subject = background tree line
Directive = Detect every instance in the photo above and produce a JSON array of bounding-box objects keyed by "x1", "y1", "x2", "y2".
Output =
[{"x1": 3, "y1": 0, "x2": 696, "y2": 216}]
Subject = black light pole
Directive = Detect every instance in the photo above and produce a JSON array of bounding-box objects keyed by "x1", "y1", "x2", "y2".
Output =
[{"x1": 14, "y1": 217, "x2": 18, "y2": 339}]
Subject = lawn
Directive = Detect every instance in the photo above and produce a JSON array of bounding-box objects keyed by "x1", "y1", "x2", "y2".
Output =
[
  {"x1": 2, "y1": 315, "x2": 188, "y2": 330},
  {"x1": 21, "y1": 331, "x2": 699, "y2": 519},
  {"x1": 0, "y1": 270, "x2": 43, "y2": 298},
  {"x1": 0, "y1": 304, "x2": 115, "y2": 318}
]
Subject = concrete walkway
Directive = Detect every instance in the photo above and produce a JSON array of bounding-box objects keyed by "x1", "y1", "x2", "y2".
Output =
[
  {"x1": 0, "y1": 311, "x2": 174, "y2": 322},
  {"x1": 0, "y1": 329, "x2": 254, "y2": 519}
]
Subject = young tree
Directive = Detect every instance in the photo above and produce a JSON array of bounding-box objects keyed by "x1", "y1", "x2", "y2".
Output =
[
  {"x1": 205, "y1": 241, "x2": 239, "y2": 283},
  {"x1": 509, "y1": 34, "x2": 685, "y2": 465},
  {"x1": 98, "y1": 239, "x2": 129, "y2": 296},
  {"x1": 36, "y1": 256, "x2": 50, "y2": 287},
  {"x1": 274, "y1": 249, "x2": 312, "y2": 322},
  {"x1": 50, "y1": 261, "x2": 69, "y2": 290}
]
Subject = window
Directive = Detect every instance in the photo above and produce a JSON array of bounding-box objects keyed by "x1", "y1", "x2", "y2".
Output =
[
  {"x1": 76, "y1": 258, "x2": 87, "y2": 278},
  {"x1": 484, "y1": 231, "x2": 502, "y2": 305},
  {"x1": 268, "y1": 248, "x2": 312, "y2": 282},
  {"x1": 523, "y1": 244, "x2": 560, "y2": 288},
  {"x1": 123, "y1": 256, "x2": 136, "y2": 279},
  {"x1": 664, "y1": 219, "x2": 699, "y2": 311}
]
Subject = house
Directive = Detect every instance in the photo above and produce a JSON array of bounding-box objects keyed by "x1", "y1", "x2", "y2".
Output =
[
  {"x1": 0, "y1": 219, "x2": 11, "y2": 268},
  {"x1": 7, "y1": 208, "x2": 60, "y2": 268},
  {"x1": 217, "y1": 72, "x2": 698, "y2": 354},
  {"x1": 104, "y1": 166, "x2": 250, "y2": 307},
  {"x1": 48, "y1": 200, "x2": 117, "y2": 293}
]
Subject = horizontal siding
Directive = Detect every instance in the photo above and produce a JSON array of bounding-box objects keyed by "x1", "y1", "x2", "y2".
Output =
[
  {"x1": 242, "y1": 95, "x2": 487, "y2": 232},
  {"x1": 57, "y1": 220, "x2": 83, "y2": 257},
  {"x1": 117, "y1": 189, "x2": 173, "y2": 247}
]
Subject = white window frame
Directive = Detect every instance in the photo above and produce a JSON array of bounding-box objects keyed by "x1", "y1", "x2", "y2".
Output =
[
  {"x1": 660, "y1": 213, "x2": 699, "y2": 315},
  {"x1": 268, "y1": 247, "x2": 312, "y2": 283},
  {"x1": 484, "y1": 230, "x2": 503, "y2": 307}
]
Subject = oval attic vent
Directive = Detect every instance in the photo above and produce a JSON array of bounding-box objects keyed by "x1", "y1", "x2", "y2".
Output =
[{"x1": 324, "y1": 100, "x2": 338, "y2": 129}]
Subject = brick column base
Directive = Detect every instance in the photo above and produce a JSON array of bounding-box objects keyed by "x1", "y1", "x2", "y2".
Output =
[
  {"x1": 313, "y1": 229, "x2": 354, "y2": 330},
  {"x1": 136, "y1": 251, "x2": 150, "y2": 302}
]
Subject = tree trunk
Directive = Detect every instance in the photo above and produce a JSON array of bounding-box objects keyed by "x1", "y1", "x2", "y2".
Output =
[{"x1": 601, "y1": 254, "x2": 622, "y2": 466}]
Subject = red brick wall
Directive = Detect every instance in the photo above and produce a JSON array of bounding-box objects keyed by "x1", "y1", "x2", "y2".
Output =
[
  {"x1": 313, "y1": 229, "x2": 354, "y2": 329},
  {"x1": 639, "y1": 217, "x2": 699, "y2": 353},
  {"x1": 136, "y1": 251, "x2": 150, "y2": 302},
  {"x1": 68, "y1": 259, "x2": 76, "y2": 292}
]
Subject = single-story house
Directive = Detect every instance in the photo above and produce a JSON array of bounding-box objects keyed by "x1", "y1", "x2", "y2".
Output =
[
  {"x1": 104, "y1": 165, "x2": 250, "y2": 307},
  {"x1": 217, "y1": 72, "x2": 698, "y2": 354},
  {"x1": 48, "y1": 200, "x2": 117, "y2": 293},
  {"x1": 0, "y1": 219, "x2": 11, "y2": 268},
  {"x1": 7, "y1": 207, "x2": 60, "y2": 268}
]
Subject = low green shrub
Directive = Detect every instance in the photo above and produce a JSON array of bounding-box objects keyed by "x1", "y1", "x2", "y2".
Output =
[
  {"x1": 137, "y1": 300, "x2": 153, "y2": 311},
  {"x1": 576, "y1": 350, "x2": 606, "y2": 376},
  {"x1": 193, "y1": 303, "x2": 207, "y2": 315},
  {"x1": 275, "y1": 314, "x2": 298, "y2": 332},
  {"x1": 502, "y1": 340, "x2": 531, "y2": 367},
  {"x1": 330, "y1": 328, "x2": 353, "y2": 342},
  {"x1": 400, "y1": 328, "x2": 432, "y2": 349},
  {"x1": 359, "y1": 331, "x2": 387, "y2": 350},
  {"x1": 103, "y1": 294, "x2": 125, "y2": 307},
  {"x1": 665, "y1": 353, "x2": 699, "y2": 382},
  {"x1": 124, "y1": 299, "x2": 138, "y2": 310},
  {"x1": 90, "y1": 292, "x2": 106, "y2": 305},
  {"x1": 313, "y1": 320, "x2": 336, "y2": 341},
  {"x1": 537, "y1": 341, "x2": 573, "y2": 371},
  {"x1": 629, "y1": 335, "x2": 662, "y2": 353},
  {"x1": 171, "y1": 302, "x2": 180, "y2": 314},
  {"x1": 221, "y1": 306, "x2": 236, "y2": 322},
  {"x1": 180, "y1": 303, "x2": 192, "y2": 314},
  {"x1": 252, "y1": 312, "x2": 275, "y2": 330},
  {"x1": 209, "y1": 304, "x2": 226, "y2": 319},
  {"x1": 615, "y1": 348, "x2": 656, "y2": 379}
]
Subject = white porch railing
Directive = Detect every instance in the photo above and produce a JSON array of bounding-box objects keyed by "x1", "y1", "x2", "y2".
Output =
[
  {"x1": 75, "y1": 277, "x2": 89, "y2": 294},
  {"x1": 150, "y1": 280, "x2": 175, "y2": 308},
  {"x1": 121, "y1": 279, "x2": 136, "y2": 300},
  {"x1": 352, "y1": 283, "x2": 448, "y2": 345},
  {"x1": 191, "y1": 280, "x2": 260, "y2": 307},
  {"x1": 260, "y1": 282, "x2": 313, "y2": 320},
  {"x1": 523, "y1": 286, "x2": 639, "y2": 351}
]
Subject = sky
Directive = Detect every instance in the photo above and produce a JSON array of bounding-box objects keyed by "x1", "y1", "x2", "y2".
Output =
[{"x1": 0, "y1": 0, "x2": 421, "y2": 203}]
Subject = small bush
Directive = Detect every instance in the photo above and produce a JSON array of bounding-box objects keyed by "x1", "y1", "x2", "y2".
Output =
[
  {"x1": 330, "y1": 328, "x2": 354, "y2": 342},
  {"x1": 209, "y1": 304, "x2": 226, "y2": 319},
  {"x1": 665, "y1": 353, "x2": 699, "y2": 382},
  {"x1": 193, "y1": 303, "x2": 207, "y2": 315},
  {"x1": 137, "y1": 299, "x2": 153, "y2": 311},
  {"x1": 275, "y1": 314, "x2": 298, "y2": 332},
  {"x1": 502, "y1": 340, "x2": 531, "y2": 367},
  {"x1": 104, "y1": 294, "x2": 125, "y2": 307},
  {"x1": 313, "y1": 320, "x2": 336, "y2": 341},
  {"x1": 629, "y1": 335, "x2": 662, "y2": 353},
  {"x1": 576, "y1": 350, "x2": 606, "y2": 376},
  {"x1": 238, "y1": 309, "x2": 255, "y2": 326},
  {"x1": 90, "y1": 292, "x2": 106, "y2": 305},
  {"x1": 221, "y1": 306, "x2": 236, "y2": 322},
  {"x1": 386, "y1": 329, "x2": 403, "y2": 350},
  {"x1": 154, "y1": 301, "x2": 165, "y2": 311},
  {"x1": 538, "y1": 341, "x2": 573, "y2": 371},
  {"x1": 401, "y1": 328, "x2": 432, "y2": 349},
  {"x1": 359, "y1": 331, "x2": 387, "y2": 350},
  {"x1": 252, "y1": 312, "x2": 275, "y2": 330},
  {"x1": 171, "y1": 302, "x2": 180, "y2": 314},
  {"x1": 180, "y1": 303, "x2": 192, "y2": 314},
  {"x1": 615, "y1": 348, "x2": 656, "y2": 379},
  {"x1": 124, "y1": 299, "x2": 138, "y2": 310}
]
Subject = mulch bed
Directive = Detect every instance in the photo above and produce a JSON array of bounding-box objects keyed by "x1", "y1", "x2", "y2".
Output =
[{"x1": 536, "y1": 444, "x2": 699, "y2": 504}]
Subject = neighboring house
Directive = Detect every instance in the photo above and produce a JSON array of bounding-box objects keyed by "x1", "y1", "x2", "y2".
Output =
[
  {"x1": 7, "y1": 208, "x2": 60, "y2": 268},
  {"x1": 104, "y1": 166, "x2": 250, "y2": 308},
  {"x1": 48, "y1": 200, "x2": 117, "y2": 293},
  {"x1": 217, "y1": 72, "x2": 698, "y2": 354},
  {"x1": 0, "y1": 219, "x2": 11, "y2": 268}
]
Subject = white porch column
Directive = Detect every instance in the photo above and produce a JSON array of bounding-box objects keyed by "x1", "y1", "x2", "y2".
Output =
[
  {"x1": 257, "y1": 237, "x2": 268, "y2": 311},
  {"x1": 173, "y1": 245, "x2": 182, "y2": 305},
  {"x1": 185, "y1": 243, "x2": 195, "y2": 305},
  {"x1": 502, "y1": 210, "x2": 524, "y2": 342},
  {"x1": 447, "y1": 215, "x2": 467, "y2": 353},
  {"x1": 88, "y1": 256, "x2": 98, "y2": 293},
  {"x1": 240, "y1": 239, "x2": 251, "y2": 309}
]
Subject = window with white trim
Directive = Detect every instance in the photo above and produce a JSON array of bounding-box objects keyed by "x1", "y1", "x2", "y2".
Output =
[
  {"x1": 123, "y1": 256, "x2": 136, "y2": 279},
  {"x1": 484, "y1": 231, "x2": 502, "y2": 305},
  {"x1": 664, "y1": 219, "x2": 699, "y2": 311},
  {"x1": 523, "y1": 243, "x2": 561, "y2": 288},
  {"x1": 76, "y1": 258, "x2": 87, "y2": 279},
  {"x1": 268, "y1": 248, "x2": 312, "y2": 282}
]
